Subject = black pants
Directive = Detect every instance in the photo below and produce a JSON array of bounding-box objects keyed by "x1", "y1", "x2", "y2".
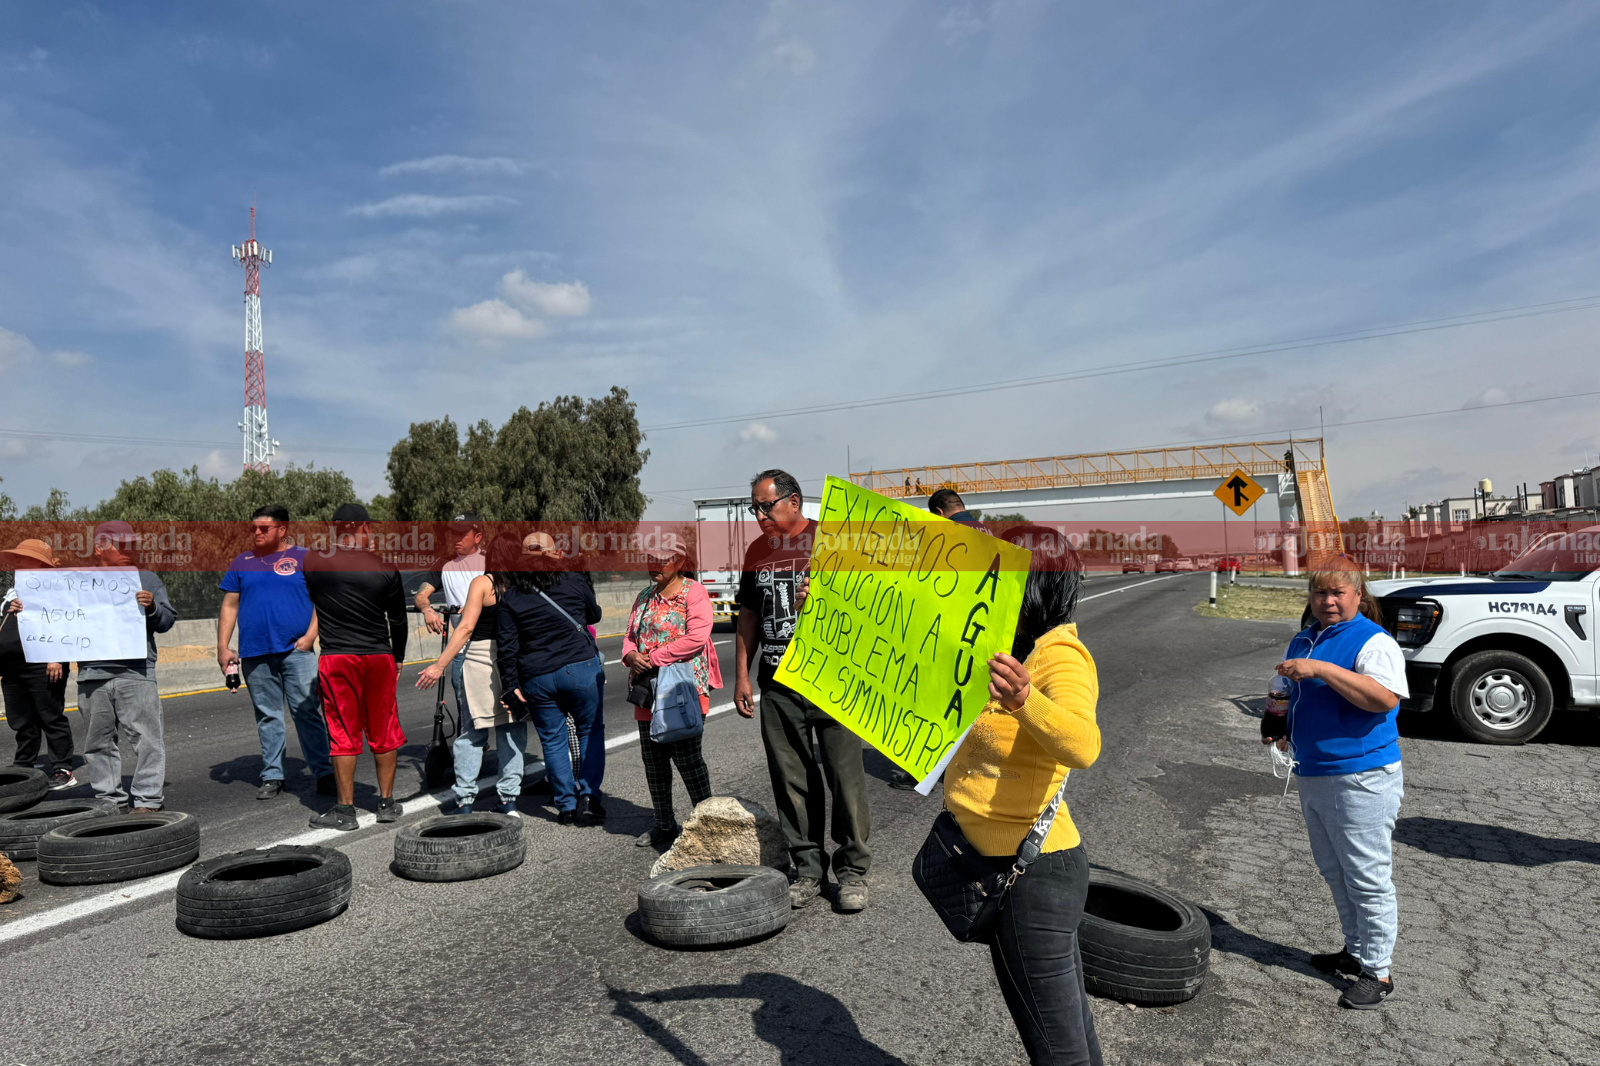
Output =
[
  {"x1": 758, "y1": 681, "x2": 871, "y2": 882},
  {"x1": 988, "y1": 844, "x2": 1102, "y2": 1066},
  {"x1": 2, "y1": 660, "x2": 73, "y2": 773},
  {"x1": 636, "y1": 720, "x2": 713, "y2": 830}
]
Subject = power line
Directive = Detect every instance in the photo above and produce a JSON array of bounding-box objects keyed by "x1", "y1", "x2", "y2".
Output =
[
  {"x1": 643, "y1": 385, "x2": 1600, "y2": 497},
  {"x1": 640, "y1": 294, "x2": 1600, "y2": 432}
]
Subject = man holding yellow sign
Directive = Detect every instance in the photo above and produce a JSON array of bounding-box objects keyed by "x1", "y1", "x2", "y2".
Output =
[{"x1": 776, "y1": 477, "x2": 1032, "y2": 789}]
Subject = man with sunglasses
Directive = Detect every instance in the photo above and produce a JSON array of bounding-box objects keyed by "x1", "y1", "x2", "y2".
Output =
[
  {"x1": 218, "y1": 504, "x2": 333, "y2": 800},
  {"x1": 735, "y1": 469, "x2": 872, "y2": 913}
]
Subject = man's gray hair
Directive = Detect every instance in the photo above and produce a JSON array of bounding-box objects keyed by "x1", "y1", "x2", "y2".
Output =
[{"x1": 752, "y1": 469, "x2": 803, "y2": 502}]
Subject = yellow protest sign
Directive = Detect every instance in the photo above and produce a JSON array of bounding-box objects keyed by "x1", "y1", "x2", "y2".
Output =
[{"x1": 774, "y1": 477, "x2": 1032, "y2": 788}]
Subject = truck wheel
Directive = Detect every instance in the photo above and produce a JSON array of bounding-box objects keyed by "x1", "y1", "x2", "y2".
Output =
[{"x1": 1448, "y1": 650, "x2": 1555, "y2": 745}]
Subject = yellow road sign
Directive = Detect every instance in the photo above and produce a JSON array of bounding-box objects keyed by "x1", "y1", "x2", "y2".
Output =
[{"x1": 1214, "y1": 468, "x2": 1265, "y2": 516}]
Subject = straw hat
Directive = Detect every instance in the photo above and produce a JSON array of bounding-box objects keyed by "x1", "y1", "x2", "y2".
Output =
[{"x1": 0, "y1": 539, "x2": 57, "y2": 568}]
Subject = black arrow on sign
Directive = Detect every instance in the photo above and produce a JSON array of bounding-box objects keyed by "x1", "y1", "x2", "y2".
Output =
[{"x1": 1225, "y1": 475, "x2": 1250, "y2": 508}]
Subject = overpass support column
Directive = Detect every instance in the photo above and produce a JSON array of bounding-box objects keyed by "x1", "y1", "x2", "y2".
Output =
[{"x1": 1278, "y1": 486, "x2": 1299, "y2": 576}]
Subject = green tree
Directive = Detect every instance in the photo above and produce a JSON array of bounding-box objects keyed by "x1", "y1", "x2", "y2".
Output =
[
  {"x1": 21, "y1": 487, "x2": 73, "y2": 521},
  {"x1": 0, "y1": 476, "x2": 15, "y2": 522},
  {"x1": 385, "y1": 387, "x2": 649, "y2": 522}
]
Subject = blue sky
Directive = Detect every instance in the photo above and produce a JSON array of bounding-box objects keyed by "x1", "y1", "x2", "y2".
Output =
[{"x1": 2, "y1": 0, "x2": 1599, "y2": 520}]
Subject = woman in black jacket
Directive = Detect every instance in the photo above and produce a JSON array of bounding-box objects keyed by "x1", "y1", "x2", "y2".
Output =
[{"x1": 496, "y1": 532, "x2": 606, "y2": 825}]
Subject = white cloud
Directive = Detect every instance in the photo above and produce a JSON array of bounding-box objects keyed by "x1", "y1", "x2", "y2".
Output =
[
  {"x1": 499, "y1": 271, "x2": 592, "y2": 317},
  {"x1": 937, "y1": 3, "x2": 992, "y2": 44},
  {"x1": 379, "y1": 155, "x2": 523, "y2": 178},
  {"x1": 739, "y1": 421, "x2": 779, "y2": 444},
  {"x1": 1206, "y1": 397, "x2": 1263, "y2": 425},
  {"x1": 347, "y1": 194, "x2": 517, "y2": 219},
  {"x1": 448, "y1": 299, "x2": 548, "y2": 339},
  {"x1": 51, "y1": 350, "x2": 90, "y2": 368},
  {"x1": 771, "y1": 39, "x2": 816, "y2": 74},
  {"x1": 0, "y1": 326, "x2": 39, "y2": 368},
  {"x1": 1461, "y1": 386, "x2": 1512, "y2": 409}
]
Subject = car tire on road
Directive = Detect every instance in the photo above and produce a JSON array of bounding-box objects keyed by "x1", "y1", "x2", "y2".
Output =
[
  {"x1": 392, "y1": 813, "x2": 524, "y2": 882},
  {"x1": 0, "y1": 767, "x2": 50, "y2": 815},
  {"x1": 637, "y1": 864, "x2": 791, "y2": 949},
  {"x1": 1448, "y1": 650, "x2": 1555, "y2": 745},
  {"x1": 176, "y1": 845, "x2": 353, "y2": 939},
  {"x1": 0, "y1": 799, "x2": 118, "y2": 861},
  {"x1": 1079, "y1": 868, "x2": 1210, "y2": 1006},
  {"x1": 36, "y1": 810, "x2": 200, "y2": 886}
]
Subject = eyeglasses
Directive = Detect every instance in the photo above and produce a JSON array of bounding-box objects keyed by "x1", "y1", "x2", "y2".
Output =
[{"x1": 748, "y1": 495, "x2": 793, "y2": 518}]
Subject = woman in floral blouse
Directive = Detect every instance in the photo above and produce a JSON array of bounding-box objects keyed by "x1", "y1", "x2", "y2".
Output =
[{"x1": 621, "y1": 545, "x2": 722, "y2": 847}]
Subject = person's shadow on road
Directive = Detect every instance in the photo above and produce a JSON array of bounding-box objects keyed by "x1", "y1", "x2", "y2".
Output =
[
  {"x1": 1394, "y1": 816, "x2": 1600, "y2": 866},
  {"x1": 609, "y1": 974, "x2": 910, "y2": 1066}
]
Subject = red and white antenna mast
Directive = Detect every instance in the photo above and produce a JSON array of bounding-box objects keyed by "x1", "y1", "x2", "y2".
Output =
[{"x1": 231, "y1": 203, "x2": 278, "y2": 472}]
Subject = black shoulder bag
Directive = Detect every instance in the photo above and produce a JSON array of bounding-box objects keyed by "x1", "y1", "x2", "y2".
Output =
[{"x1": 912, "y1": 773, "x2": 1071, "y2": 943}]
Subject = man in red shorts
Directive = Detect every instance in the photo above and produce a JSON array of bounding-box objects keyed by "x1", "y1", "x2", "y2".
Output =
[{"x1": 303, "y1": 503, "x2": 409, "y2": 830}]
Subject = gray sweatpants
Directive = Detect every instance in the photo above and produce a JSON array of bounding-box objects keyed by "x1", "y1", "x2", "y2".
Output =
[{"x1": 81, "y1": 674, "x2": 165, "y2": 809}]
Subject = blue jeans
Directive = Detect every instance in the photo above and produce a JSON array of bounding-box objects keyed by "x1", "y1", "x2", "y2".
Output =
[
  {"x1": 241, "y1": 650, "x2": 332, "y2": 781},
  {"x1": 524, "y1": 653, "x2": 606, "y2": 812},
  {"x1": 452, "y1": 704, "x2": 527, "y2": 805},
  {"x1": 448, "y1": 616, "x2": 469, "y2": 722},
  {"x1": 1298, "y1": 761, "x2": 1404, "y2": 977}
]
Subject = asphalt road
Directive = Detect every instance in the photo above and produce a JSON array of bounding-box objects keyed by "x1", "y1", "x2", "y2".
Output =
[{"x1": 4, "y1": 571, "x2": 1598, "y2": 1066}]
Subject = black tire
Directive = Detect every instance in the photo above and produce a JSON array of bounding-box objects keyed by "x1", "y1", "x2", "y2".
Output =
[
  {"x1": 0, "y1": 767, "x2": 50, "y2": 815},
  {"x1": 1448, "y1": 650, "x2": 1555, "y2": 745},
  {"x1": 1079, "y1": 869, "x2": 1210, "y2": 1006},
  {"x1": 637, "y1": 864, "x2": 791, "y2": 949},
  {"x1": 176, "y1": 845, "x2": 352, "y2": 939},
  {"x1": 36, "y1": 811, "x2": 200, "y2": 885},
  {"x1": 0, "y1": 799, "x2": 118, "y2": 861},
  {"x1": 392, "y1": 813, "x2": 524, "y2": 882}
]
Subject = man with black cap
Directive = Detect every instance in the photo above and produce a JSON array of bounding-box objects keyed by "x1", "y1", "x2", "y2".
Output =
[
  {"x1": 413, "y1": 513, "x2": 485, "y2": 732},
  {"x1": 78, "y1": 521, "x2": 178, "y2": 813},
  {"x1": 303, "y1": 504, "x2": 408, "y2": 830}
]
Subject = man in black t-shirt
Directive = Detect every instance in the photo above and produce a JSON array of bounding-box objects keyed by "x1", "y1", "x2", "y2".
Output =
[
  {"x1": 735, "y1": 469, "x2": 872, "y2": 913},
  {"x1": 303, "y1": 504, "x2": 409, "y2": 831}
]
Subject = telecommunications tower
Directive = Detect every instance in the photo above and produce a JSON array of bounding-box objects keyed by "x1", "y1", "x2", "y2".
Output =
[{"x1": 231, "y1": 205, "x2": 279, "y2": 472}]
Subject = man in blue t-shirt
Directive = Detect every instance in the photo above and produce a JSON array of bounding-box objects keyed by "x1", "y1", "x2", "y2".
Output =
[{"x1": 218, "y1": 504, "x2": 333, "y2": 799}]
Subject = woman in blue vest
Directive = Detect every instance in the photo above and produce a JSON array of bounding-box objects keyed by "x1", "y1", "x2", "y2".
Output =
[{"x1": 1263, "y1": 563, "x2": 1408, "y2": 1010}]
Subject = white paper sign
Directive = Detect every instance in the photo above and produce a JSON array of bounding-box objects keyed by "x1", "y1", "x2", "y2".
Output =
[{"x1": 14, "y1": 569, "x2": 148, "y2": 663}]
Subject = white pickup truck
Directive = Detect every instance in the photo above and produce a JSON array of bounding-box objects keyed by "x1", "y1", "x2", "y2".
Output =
[{"x1": 1367, "y1": 527, "x2": 1599, "y2": 744}]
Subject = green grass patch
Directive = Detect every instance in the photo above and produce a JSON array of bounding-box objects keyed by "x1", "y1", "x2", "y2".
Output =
[{"x1": 1195, "y1": 582, "x2": 1306, "y2": 621}]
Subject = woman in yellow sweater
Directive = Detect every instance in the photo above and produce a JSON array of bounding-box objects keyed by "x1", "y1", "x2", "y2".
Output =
[{"x1": 945, "y1": 526, "x2": 1102, "y2": 1066}]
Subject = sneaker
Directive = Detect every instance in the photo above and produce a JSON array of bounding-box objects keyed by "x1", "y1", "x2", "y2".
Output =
[
  {"x1": 315, "y1": 774, "x2": 337, "y2": 797},
  {"x1": 576, "y1": 795, "x2": 607, "y2": 825},
  {"x1": 375, "y1": 797, "x2": 402, "y2": 823},
  {"x1": 1339, "y1": 973, "x2": 1394, "y2": 1010},
  {"x1": 1310, "y1": 948, "x2": 1362, "y2": 977},
  {"x1": 256, "y1": 780, "x2": 284, "y2": 800},
  {"x1": 131, "y1": 806, "x2": 162, "y2": 814},
  {"x1": 887, "y1": 769, "x2": 920, "y2": 791},
  {"x1": 449, "y1": 800, "x2": 475, "y2": 816},
  {"x1": 790, "y1": 876, "x2": 823, "y2": 909},
  {"x1": 835, "y1": 880, "x2": 869, "y2": 913},
  {"x1": 556, "y1": 809, "x2": 577, "y2": 826},
  {"x1": 497, "y1": 798, "x2": 521, "y2": 817},
  {"x1": 636, "y1": 825, "x2": 680, "y2": 848},
  {"x1": 47, "y1": 769, "x2": 78, "y2": 791},
  {"x1": 309, "y1": 805, "x2": 358, "y2": 832}
]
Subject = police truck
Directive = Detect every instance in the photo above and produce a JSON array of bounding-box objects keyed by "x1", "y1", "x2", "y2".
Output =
[{"x1": 1368, "y1": 526, "x2": 1600, "y2": 744}]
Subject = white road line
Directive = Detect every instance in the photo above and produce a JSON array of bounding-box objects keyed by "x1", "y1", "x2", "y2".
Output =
[
  {"x1": 1078, "y1": 573, "x2": 1186, "y2": 602},
  {"x1": 0, "y1": 695, "x2": 758, "y2": 945}
]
